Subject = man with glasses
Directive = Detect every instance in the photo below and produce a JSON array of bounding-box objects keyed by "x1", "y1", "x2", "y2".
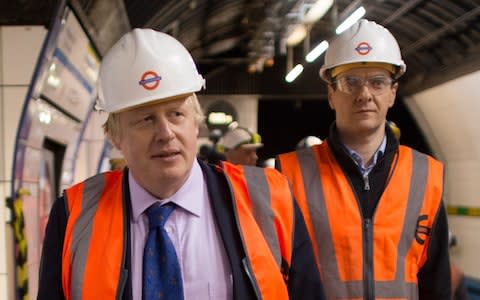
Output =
[{"x1": 276, "y1": 19, "x2": 451, "y2": 299}]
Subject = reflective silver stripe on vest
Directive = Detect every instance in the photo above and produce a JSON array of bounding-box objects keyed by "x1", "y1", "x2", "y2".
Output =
[
  {"x1": 296, "y1": 147, "x2": 428, "y2": 299},
  {"x1": 243, "y1": 166, "x2": 282, "y2": 268},
  {"x1": 296, "y1": 147, "x2": 346, "y2": 298},
  {"x1": 68, "y1": 174, "x2": 105, "y2": 300}
]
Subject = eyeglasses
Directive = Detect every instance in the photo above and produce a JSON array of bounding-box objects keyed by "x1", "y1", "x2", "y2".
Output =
[{"x1": 333, "y1": 75, "x2": 395, "y2": 96}]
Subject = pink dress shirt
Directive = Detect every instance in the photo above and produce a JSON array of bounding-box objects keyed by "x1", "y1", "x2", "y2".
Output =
[{"x1": 129, "y1": 160, "x2": 233, "y2": 300}]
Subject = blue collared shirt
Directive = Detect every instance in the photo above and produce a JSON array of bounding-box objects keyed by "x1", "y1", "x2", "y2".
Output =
[{"x1": 344, "y1": 135, "x2": 387, "y2": 176}]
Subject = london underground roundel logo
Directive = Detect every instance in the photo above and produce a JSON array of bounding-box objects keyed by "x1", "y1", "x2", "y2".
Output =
[
  {"x1": 139, "y1": 71, "x2": 162, "y2": 90},
  {"x1": 355, "y1": 42, "x2": 372, "y2": 55}
]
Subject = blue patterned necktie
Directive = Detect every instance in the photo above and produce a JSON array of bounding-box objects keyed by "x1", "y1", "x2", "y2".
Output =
[{"x1": 143, "y1": 202, "x2": 184, "y2": 300}]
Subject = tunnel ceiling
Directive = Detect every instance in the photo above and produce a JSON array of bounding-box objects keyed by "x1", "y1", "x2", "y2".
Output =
[{"x1": 2, "y1": 0, "x2": 480, "y2": 99}]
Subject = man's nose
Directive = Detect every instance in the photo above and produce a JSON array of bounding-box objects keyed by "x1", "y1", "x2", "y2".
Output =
[
  {"x1": 356, "y1": 84, "x2": 373, "y2": 102},
  {"x1": 154, "y1": 118, "x2": 175, "y2": 140}
]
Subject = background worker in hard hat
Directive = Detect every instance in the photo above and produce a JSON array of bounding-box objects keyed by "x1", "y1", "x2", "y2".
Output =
[
  {"x1": 449, "y1": 231, "x2": 470, "y2": 300},
  {"x1": 217, "y1": 124, "x2": 263, "y2": 166},
  {"x1": 276, "y1": 19, "x2": 451, "y2": 299},
  {"x1": 295, "y1": 135, "x2": 323, "y2": 150},
  {"x1": 197, "y1": 128, "x2": 226, "y2": 164},
  {"x1": 109, "y1": 146, "x2": 127, "y2": 170},
  {"x1": 387, "y1": 120, "x2": 401, "y2": 141},
  {"x1": 38, "y1": 28, "x2": 324, "y2": 300}
]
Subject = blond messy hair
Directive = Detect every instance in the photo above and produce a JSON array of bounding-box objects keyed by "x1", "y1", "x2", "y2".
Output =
[{"x1": 103, "y1": 93, "x2": 205, "y2": 142}]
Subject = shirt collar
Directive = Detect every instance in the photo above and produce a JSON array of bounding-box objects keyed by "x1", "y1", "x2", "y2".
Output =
[
  {"x1": 130, "y1": 160, "x2": 204, "y2": 222},
  {"x1": 345, "y1": 135, "x2": 387, "y2": 175}
]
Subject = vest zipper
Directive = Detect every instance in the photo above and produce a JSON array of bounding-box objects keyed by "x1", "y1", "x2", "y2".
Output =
[
  {"x1": 363, "y1": 174, "x2": 370, "y2": 190},
  {"x1": 364, "y1": 218, "x2": 374, "y2": 300},
  {"x1": 347, "y1": 166, "x2": 373, "y2": 300}
]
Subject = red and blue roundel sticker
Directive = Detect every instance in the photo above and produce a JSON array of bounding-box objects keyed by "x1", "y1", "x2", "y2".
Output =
[
  {"x1": 355, "y1": 42, "x2": 372, "y2": 55},
  {"x1": 139, "y1": 71, "x2": 162, "y2": 90}
]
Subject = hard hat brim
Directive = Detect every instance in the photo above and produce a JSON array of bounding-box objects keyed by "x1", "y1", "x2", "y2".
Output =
[{"x1": 111, "y1": 92, "x2": 197, "y2": 113}]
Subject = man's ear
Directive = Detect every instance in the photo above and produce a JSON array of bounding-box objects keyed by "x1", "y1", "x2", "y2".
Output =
[
  {"x1": 112, "y1": 136, "x2": 122, "y2": 151},
  {"x1": 327, "y1": 85, "x2": 335, "y2": 110},
  {"x1": 389, "y1": 82, "x2": 399, "y2": 108}
]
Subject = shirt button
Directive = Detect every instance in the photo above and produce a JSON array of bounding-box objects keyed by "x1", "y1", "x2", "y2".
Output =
[{"x1": 165, "y1": 226, "x2": 173, "y2": 234}]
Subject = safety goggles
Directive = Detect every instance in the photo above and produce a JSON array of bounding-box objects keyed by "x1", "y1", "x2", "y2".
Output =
[{"x1": 332, "y1": 75, "x2": 395, "y2": 96}]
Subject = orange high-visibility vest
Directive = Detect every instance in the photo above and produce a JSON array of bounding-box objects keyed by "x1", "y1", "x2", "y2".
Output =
[
  {"x1": 62, "y1": 171, "x2": 125, "y2": 300},
  {"x1": 278, "y1": 143, "x2": 444, "y2": 300},
  {"x1": 62, "y1": 163, "x2": 294, "y2": 300}
]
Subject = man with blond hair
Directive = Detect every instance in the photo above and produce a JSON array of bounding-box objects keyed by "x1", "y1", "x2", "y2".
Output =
[{"x1": 38, "y1": 28, "x2": 324, "y2": 300}]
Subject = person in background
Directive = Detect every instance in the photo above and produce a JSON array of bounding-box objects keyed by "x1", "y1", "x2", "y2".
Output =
[
  {"x1": 449, "y1": 231, "x2": 470, "y2": 300},
  {"x1": 387, "y1": 120, "x2": 401, "y2": 141},
  {"x1": 38, "y1": 28, "x2": 323, "y2": 300},
  {"x1": 109, "y1": 146, "x2": 127, "y2": 170},
  {"x1": 197, "y1": 128, "x2": 226, "y2": 164},
  {"x1": 276, "y1": 19, "x2": 451, "y2": 299},
  {"x1": 296, "y1": 135, "x2": 323, "y2": 150},
  {"x1": 261, "y1": 157, "x2": 276, "y2": 168},
  {"x1": 217, "y1": 125, "x2": 263, "y2": 166}
]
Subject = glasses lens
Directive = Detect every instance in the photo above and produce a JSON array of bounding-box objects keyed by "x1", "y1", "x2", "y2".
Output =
[
  {"x1": 368, "y1": 76, "x2": 392, "y2": 91},
  {"x1": 335, "y1": 76, "x2": 392, "y2": 96}
]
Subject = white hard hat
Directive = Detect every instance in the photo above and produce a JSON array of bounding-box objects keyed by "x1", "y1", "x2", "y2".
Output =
[
  {"x1": 97, "y1": 28, "x2": 205, "y2": 113},
  {"x1": 217, "y1": 127, "x2": 263, "y2": 152},
  {"x1": 296, "y1": 136, "x2": 322, "y2": 149},
  {"x1": 110, "y1": 147, "x2": 124, "y2": 160},
  {"x1": 320, "y1": 19, "x2": 406, "y2": 82}
]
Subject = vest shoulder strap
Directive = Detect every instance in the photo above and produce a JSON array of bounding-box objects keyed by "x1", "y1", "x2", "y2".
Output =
[
  {"x1": 221, "y1": 161, "x2": 292, "y2": 300},
  {"x1": 62, "y1": 171, "x2": 125, "y2": 300}
]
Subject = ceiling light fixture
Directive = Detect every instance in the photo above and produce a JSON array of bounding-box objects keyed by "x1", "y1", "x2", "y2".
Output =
[
  {"x1": 306, "y1": 40, "x2": 329, "y2": 62},
  {"x1": 304, "y1": 0, "x2": 334, "y2": 24},
  {"x1": 286, "y1": 24, "x2": 307, "y2": 47},
  {"x1": 335, "y1": 6, "x2": 366, "y2": 35},
  {"x1": 208, "y1": 112, "x2": 233, "y2": 125},
  {"x1": 285, "y1": 64, "x2": 304, "y2": 83}
]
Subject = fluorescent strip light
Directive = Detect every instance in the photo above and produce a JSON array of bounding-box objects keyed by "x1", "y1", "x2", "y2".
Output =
[
  {"x1": 286, "y1": 24, "x2": 307, "y2": 46},
  {"x1": 335, "y1": 6, "x2": 366, "y2": 35},
  {"x1": 285, "y1": 64, "x2": 304, "y2": 83},
  {"x1": 208, "y1": 112, "x2": 233, "y2": 125},
  {"x1": 304, "y1": 0, "x2": 334, "y2": 23},
  {"x1": 306, "y1": 40, "x2": 329, "y2": 62}
]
